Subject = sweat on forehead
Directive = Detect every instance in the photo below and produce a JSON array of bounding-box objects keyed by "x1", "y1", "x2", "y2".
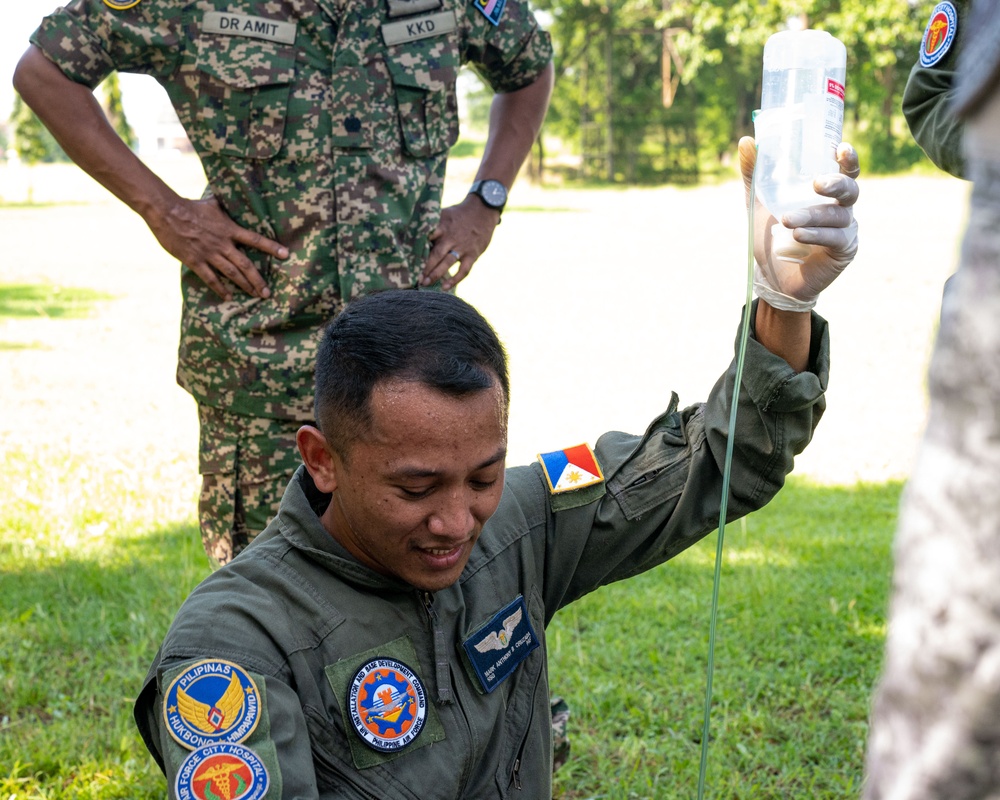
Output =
[{"x1": 312, "y1": 291, "x2": 510, "y2": 451}]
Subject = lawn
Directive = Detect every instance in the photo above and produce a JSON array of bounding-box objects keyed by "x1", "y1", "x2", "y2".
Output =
[{"x1": 0, "y1": 162, "x2": 968, "y2": 798}]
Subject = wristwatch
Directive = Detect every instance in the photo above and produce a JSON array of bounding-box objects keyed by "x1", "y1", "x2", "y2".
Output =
[{"x1": 469, "y1": 179, "x2": 508, "y2": 213}]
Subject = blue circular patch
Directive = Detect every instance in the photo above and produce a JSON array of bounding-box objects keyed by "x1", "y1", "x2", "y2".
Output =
[
  {"x1": 348, "y1": 657, "x2": 427, "y2": 752},
  {"x1": 175, "y1": 743, "x2": 269, "y2": 800},
  {"x1": 920, "y1": 1, "x2": 958, "y2": 68},
  {"x1": 163, "y1": 659, "x2": 260, "y2": 750}
]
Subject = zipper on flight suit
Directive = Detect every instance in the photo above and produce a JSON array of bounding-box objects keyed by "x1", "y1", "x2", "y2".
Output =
[{"x1": 421, "y1": 591, "x2": 453, "y2": 704}]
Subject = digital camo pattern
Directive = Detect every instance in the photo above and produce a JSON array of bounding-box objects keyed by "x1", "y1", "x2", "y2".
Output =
[
  {"x1": 863, "y1": 68, "x2": 1000, "y2": 799},
  {"x1": 31, "y1": 0, "x2": 551, "y2": 422},
  {"x1": 197, "y1": 404, "x2": 302, "y2": 566}
]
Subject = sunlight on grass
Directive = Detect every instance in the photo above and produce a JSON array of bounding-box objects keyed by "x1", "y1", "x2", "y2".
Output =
[{"x1": 0, "y1": 283, "x2": 116, "y2": 320}]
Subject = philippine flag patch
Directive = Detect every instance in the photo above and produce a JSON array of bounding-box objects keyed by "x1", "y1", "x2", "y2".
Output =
[
  {"x1": 537, "y1": 443, "x2": 604, "y2": 494},
  {"x1": 472, "y1": 0, "x2": 506, "y2": 26}
]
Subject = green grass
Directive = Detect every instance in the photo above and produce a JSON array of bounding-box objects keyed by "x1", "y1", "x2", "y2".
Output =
[
  {"x1": 549, "y1": 480, "x2": 899, "y2": 799},
  {"x1": 1, "y1": 446, "x2": 207, "y2": 799},
  {"x1": 1, "y1": 451, "x2": 899, "y2": 798},
  {"x1": 0, "y1": 283, "x2": 116, "y2": 321}
]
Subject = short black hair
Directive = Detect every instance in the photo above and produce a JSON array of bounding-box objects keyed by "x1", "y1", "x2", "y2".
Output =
[{"x1": 314, "y1": 290, "x2": 510, "y2": 456}]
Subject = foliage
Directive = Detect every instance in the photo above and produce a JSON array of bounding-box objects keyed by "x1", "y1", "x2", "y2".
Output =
[
  {"x1": 535, "y1": 0, "x2": 936, "y2": 179},
  {"x1": 99, "y1": 72, "x2": 138, "y2": 151},
  {"x1": 9, "y1": 71, "x2": 136, "y2": 165},
  {"x1": 8, "y1": 94, "x2": 67, "y2": 165}
]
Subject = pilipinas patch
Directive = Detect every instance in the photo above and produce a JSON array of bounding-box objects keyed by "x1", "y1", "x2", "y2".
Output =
[
  {"x1": 102, "y1": 0, "x2": 142, "y2": 9},
  {"x1": 163, "y1": 659, "x2": 260, "y2": 750},
  {"x1": 348, "y1": 658, "x2": 427, "y2": 753},
  {"x1": 472, "y1": 0, "x2": 506, "y2": 26},
  {"x1": 538, "y1": 443, "x2": 604, "y2": 494},
  {"x1": 463, "y1": 595, "x2": 539, "y2": 693},
  {"x1": 920, "y1": 1, "x2": 958, "y2": 68},
  {"x1": 175, "y1": 742, "x2": 269, "y2": 800}
]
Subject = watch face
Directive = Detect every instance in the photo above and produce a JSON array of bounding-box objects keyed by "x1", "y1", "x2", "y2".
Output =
[{"x1": 480, "y1": 180, "x2": 507, "y2": 208}]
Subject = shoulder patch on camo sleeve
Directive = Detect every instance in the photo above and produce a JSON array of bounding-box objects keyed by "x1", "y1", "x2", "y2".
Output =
[
  {"x1": 163, "y1": 659, "x2": 261, "y2": 750},
  {"x1": 538, "y1": 443, "x2": 604, "y2": 494},
  {"x1": 920, "y1": 1, "x2": 958, "y2": 67},
  {"x1": 175, "y1": 742, "x2": 270, "y2": 800},
  {"x1": 472, "y1": 0, "x2": 506, "y2": 26},
  {"x1": 102, "y1": 0, "x2": 141, "y2": 8}
]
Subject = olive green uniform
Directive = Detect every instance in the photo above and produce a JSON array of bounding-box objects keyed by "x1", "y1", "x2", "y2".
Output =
[
  {"x1": 30, "y1": 0, "x2": 552, "y2": 564},
  {"x1": 903, "y1": 0, "x2": 968, "y2": 178},
  {"x1": 134, "y1": 308, "x2": 830, "y2": 799}
]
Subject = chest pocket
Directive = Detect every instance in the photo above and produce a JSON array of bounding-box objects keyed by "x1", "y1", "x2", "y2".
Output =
[
  {"x1": 384, "y1": 29, "x2": 460, "y2": 158},
  {"x1": 191, "y1": 36, "x2": 296, "y2": 159}
]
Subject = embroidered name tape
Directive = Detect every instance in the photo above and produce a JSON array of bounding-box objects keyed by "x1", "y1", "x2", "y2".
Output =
[
  {"x1": 163, "y1": 659, "x2": 260, "y2": 750},
  {"x1": 203, "y1": 12, "x2": 297, "y2": 45},
  {"x1": 382, "y1": 10, "x2": 456, "y2": 45},
  {"x1": 463, "y1": 596, "x2": 539, "y2": 693},
  {"x1": 538, "y1": 443, "x2": 604, "y2": 494},
  {"x1": 920, "y1": 1, "x2": 957, "y2": 68},
  {"x1": 472, "y1": 0, "x2": 506, "y2": 26},
  {"x1": 349, "y1": 658, "x2": 428, "y2": 752},
  {"x1": 175, "y1": 742, "x2": 269, "y2": 800}
]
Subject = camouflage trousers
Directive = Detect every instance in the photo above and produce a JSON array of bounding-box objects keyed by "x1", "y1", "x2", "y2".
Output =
[{"x1": 197, "y1": 404, "x2": 306, "y2": 569}]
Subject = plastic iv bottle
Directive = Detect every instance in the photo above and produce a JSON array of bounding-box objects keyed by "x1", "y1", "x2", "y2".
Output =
[{"x1": 753, "y1": 29, "x2": 847, "y2": 262}]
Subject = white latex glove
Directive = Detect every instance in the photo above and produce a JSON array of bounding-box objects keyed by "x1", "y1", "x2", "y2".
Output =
[{"x1": 739, "y1": 137, "x2": 860, "y2": 311}]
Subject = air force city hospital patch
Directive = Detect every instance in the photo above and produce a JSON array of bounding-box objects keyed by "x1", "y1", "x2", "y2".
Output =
[{"x1": 920, "y1": 1, "x2": 958, "y2": 68}]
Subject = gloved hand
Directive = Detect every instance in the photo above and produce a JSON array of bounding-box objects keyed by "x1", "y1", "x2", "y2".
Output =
[{"x1": 739, "y1": 137, "x2": 860, "y2": 311}]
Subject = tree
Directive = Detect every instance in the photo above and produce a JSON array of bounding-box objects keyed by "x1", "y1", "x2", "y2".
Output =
[
  {"x1": 537, "y1": 0, "x2": 929, "y2": 180},
  {"x1": 9, "y1": 71, "x2": 137, "y2": 165},
  {"x1": 9, "y1": 93, "x2": 66, "y2": 165},
  {"x1": 98, "y1": 71, "x2": 137, "y2": 150}
]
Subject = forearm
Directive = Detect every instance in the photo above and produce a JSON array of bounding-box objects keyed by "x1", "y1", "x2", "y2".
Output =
[
  {"x1": 12, "y1": 45, "x2": 181, "y2": 225},
  {"x1": 474, "y1": 61, "x2": 554, "y2": 186},
  {"x1": 754, "y1": 301, "x2": 812, "y2": 373}
]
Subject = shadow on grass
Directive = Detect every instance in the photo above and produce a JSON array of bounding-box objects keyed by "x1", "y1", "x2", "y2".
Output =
[
  {"x1": 0, "y1": 519, "x2": 209, "y2": 799},
  {"x1": 0, "y1": 283, "x2": 116, "y2": 321}
]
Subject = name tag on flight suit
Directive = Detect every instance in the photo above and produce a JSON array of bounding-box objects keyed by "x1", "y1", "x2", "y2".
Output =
[{"x1": 462, "y1": 596, "x2": 540, "y2": 693}]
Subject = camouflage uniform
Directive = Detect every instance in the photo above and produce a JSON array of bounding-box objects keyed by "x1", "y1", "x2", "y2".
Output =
[
  {"x1": 30, "y1": 0, "x2": 552, "y2": 564},
  {"x1": 903, "y1": 0, "x2": 968, "y2": 178}
]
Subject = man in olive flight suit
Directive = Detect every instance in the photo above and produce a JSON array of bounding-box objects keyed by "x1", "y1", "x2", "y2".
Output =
[
  {"x1": 132, "y1": 138, "x2": 861, "y2": 798},
  {"x1": 903, "y1": 0, "x2": 968, "y2": 178},
  {"x1": 13, "y1": 0, "x2": 553, "y2": 568}
]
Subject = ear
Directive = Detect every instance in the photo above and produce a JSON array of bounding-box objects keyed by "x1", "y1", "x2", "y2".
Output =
[{"x1": 297, "y1": 425, "x2": 339, "y2": 493}]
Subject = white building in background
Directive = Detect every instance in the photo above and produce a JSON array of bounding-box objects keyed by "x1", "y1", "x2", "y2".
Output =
[{"x1": 119, "y1": 73, "x2": 192, "y2": 156}]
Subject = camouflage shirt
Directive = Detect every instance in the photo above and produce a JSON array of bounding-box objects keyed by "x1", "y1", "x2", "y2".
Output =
[{"x1": 31, "y1": 0, "x2": 552, "y2": 420}]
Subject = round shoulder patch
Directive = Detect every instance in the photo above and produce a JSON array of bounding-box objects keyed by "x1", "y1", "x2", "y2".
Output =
[
  {"x1": 102, "y1": 0, "x2": 142, "y2": 8},
  {"x1": 175, "y1": 743, "x2": 269, "y2": 800},
  {"x1": 920, "y1": 1, "x2": 958, "y2": 68},
  {"x1": 348, "y1": 658, "x2": 427, "y2": 752},
  {"x1": 163, "y1": 659, "x2": 261, "y2": 750}
]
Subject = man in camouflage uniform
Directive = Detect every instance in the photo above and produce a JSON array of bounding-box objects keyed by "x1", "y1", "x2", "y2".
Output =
[
  {"x1": 13, "y1": 0, "x2": 553, "y2": 568},
  {"x1": 863, "y1": 2, "x2": 1000, "y2": 795},
  {"x1": 903, "y1": 0, "x2": 968, "y2": 178}
]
